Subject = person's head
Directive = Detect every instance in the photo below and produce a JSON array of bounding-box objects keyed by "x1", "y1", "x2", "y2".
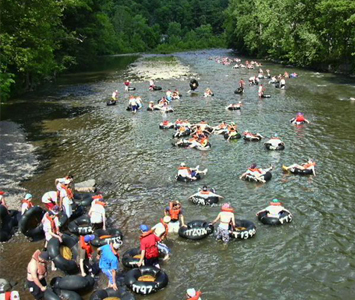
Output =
[
  {"x1": 272, "y1": 199, "x2": 279, "y2": 204},
  {"x1": 239, "y1": 101, "x2": 242, "y2": 104},
  {"x1": 115, "y1": 90, "x2": 118, "y2": 92},
  {"x1": 84, "y1": 234, "x2": 95, "y2": 243},
  {"x1": 25, "y1": 193, "x2": 33, "y2": 200},
  {"x1": 297, "y1": 112, "x2": 303, "y2": 115},
  {"x1": 63, "y1": 179, "x2": 71, "y2": 185},
  {"x1": 112, "y1": 242, "x2": 120, "y2": 250},
  {"x1": 250, "y1": 163, "x2": 257, "y2": 169},
  {"x1": 180, "y1": 162, "x2": 185, "y2": 167},
  {"x1": 163, "y1": 216, "x2": 171, "y2": 223},
  {"x1": 140, "y1": 224, "x2": 150, "y2": 233},
  {"x1": 186, "y1": 288, "x2": 197, "y2": 298},
  {"x1": 50, "y1": 205, "x2": 60, "y2": 215},
  {"x1": 172, "y1": 200, "x2": 181, "y2": 209},
  {"x1": 231, "y1": 122, "x2": 235, "y2": 125},
  {"x1": 39, "y1": 251, "x2": 50, "y2": 262},
  {"x1": 202, "y1": 185, "x2": 208, "y2": 191},
  {"x1": 274, "y1": 133, "x2": 278, "y2": 137}
]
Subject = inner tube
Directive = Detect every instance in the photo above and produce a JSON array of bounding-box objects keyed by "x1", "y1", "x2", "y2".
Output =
[
  {"x1": 106, "y1": 100, "x2": 116, "y2": 106},
  {"x1": 176, "y1": 173, "x2": 201, "y2": 182},
  {"x1": 173, "y1": 139, "x2": 192, "y2": 148},
  {"x1": 245, "y1": 171, "x2": 272, "y2": 183},
  {"x1": 90, "y1": 288, "x2": 135, "y2": 300},
  {"x1": 282, "y1": 165, "x2": 314, "y2": 175},
  {"x1": 124, "y1": 266, "x2": 168, "y2": 295},
  {"x1": 264, "y1": 143, "x2": 285, "y2": 150},
  {"x1": 126, "y1": 105, "x2": 141, "y2": 112},
  {"x1": 73, "y1": 193, "x2": 96, "y2": 207},
  {"x1": 173, "y1": 128, "x2": 191, "y2": 138},
  {"x1": 50, "y1": 276, "x2": 94, "y2": 294},
  {"x1": 127, "y1": 87, "x2": 136, "y2": 91},
  {"x1": 261, "y1": 94, "x2": 271, "y2": 98},
  {"x1": 151, "y1": 86, "x2": 162, "y2": 91},
  {"x1": 0, "y1": 206, "x2": 17, "y2": 242},
  {"x1": 189, "y1": 79, "x2": 199, "y2": 91},
  {"x1": 178, "y1": 220, "x2": 214, "y2": 240},
  {"x1": 48, "y1": 234, "x2": 79, "y2": 274},
  {"x1": 234, "y1": 88, "x2": 243, "y2": 94},
  {"x1": 195, "y1": 143, "x2": 211, "y2": 151},
  {"x1": 223, "y1": 133, "x2": 241, "y2": 140},
  {"x1": 44, "y1": 288, "x2": 82, "y2": 300},
  {"x1": 189, "y1": 193, "x2": 219, "y2": 205},
  {"x1": 19, "y1": 206, "x2": 45, "y2": 241},
  {"x1": 91, "y1": 228, "x2": 123, "y2": 247},
  {"x1": 243, "y1": 135, "x2": 262, "y2": 141},
  {"x1": 122, "y1": 248, "x2": 142, "y2": 269},
  {"x1": 258, "y1": 211, "x2": 293, "y2": 225},
  {"x1": 230, "y1": 219, "x2": 257, "y2": 240},
  {"x1": 68, "y1": 214, "x2": 93, "y2": 235},
  {"x1": 159, "y1": 123, "x2": 174, "y2": 129},
  {"x1": 227, "y1": 106, "x2": 241, "y2": 110}
]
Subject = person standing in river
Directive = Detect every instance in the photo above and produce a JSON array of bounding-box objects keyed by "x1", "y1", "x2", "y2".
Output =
[{"x1": 27, "y1": 250, "x2": 50, "y2": 300}]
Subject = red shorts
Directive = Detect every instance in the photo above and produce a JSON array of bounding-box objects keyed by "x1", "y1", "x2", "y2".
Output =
[{"x1": 45, "y1": 202, "x2": 56, "y2": 210}]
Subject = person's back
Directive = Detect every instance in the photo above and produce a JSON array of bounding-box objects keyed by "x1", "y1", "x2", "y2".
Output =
[
  {"x1": 99, "y1": 244, "x2": 118, "y2": 270},
  {"x1": 264, "y1": 205, "x2": 283, "y2": 217},
  {"x1": 178, "y1": 166, "x2": 190, "y2": 177},
  {"x1": 140, "y1": 231, "x2": 160, "y2": 259},
  {"x1": 89, "y1": 202, "x2": 105, "y2": 224}
]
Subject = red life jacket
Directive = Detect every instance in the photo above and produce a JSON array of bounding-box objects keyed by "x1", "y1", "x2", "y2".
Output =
[
  {"x1": 169, "y1": 202, "x2": 181, "y2": 221},
  {"x1": 296, "y1": 115, "x2": 305, "y2": 122},
  {"x1": 303, "y1": 162, "x2": 316, "y2": 169},
  {"x1": 22, "y1": 199, "x2": 34, "y2": 209},
  {"x1": 269, "y1": 202, "x2": 282, "y2": 206},
  {"x1": 200, "y1": 190, "x2": 210, "y2": 195},
  {"x1": 248, "y1": 168, "x2": 262, "y2": 174},
  {"x1": 79, "y1": 236, "x2": 93, "y2": 259},
  {"x1": 45, "y1": 213, "x2": 59, "y2": 234},
  {"x1": 62, "y1": 185, "x2": 74, "y2": 200}
]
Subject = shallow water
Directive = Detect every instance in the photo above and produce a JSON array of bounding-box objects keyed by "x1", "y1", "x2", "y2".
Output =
[{"x1": 1, "y1": 49, "x2": 355, "y2": 299}]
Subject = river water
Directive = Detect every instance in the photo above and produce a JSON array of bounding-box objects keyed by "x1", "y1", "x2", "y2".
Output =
[{"x1": 1, "y1": 49, "x2": 355, "y2": 299}]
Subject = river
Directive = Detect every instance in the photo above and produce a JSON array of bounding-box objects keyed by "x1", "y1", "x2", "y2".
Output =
[{"x1": 1, "y1": 49, "x2": 355, "y2": 300}]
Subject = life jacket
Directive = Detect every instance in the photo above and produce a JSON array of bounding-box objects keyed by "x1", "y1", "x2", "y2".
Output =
[
  {"x1": 168, "y1": 202, "x2": 181, "y2": 221},
  {"x1": 221, "y1": 207, "x2": 234, "y2": 213},
  {"x1": 163, "y1": 120, "x2": 169, "y2": 125},
  {"x1": 179, "y1": 126, "x2": 186, "y2": 132},
  {"x1": 200, "y1": 190, "x2": 211, "y2": 195},
  {"x1": 44, "y1": 213, "x2": 59, "y2": 234},
  {"x1": 303, "y1": 162, "x2": 316, "y2": 169},
  {"x1": 140, "y1": 230, "x2": 159, "y2": 259},
  {"x1": 248, "y1": 168, "x2": 262, "y2": 174},
  {"x1": 296, "y1": 115, "x2": 305, "y2": 122},
  {"x1": 160, "y1": 218, "x2": 169, "y2": 239},
  {"x1": 94, "y1": 201, "x2": 106, "y2": 207},
  {"x1": 79, "y1": 236, "x2": 93, "y2": 258},
  {"x1": 22, "y1": 199, "x2": 33, "y2": 209},
  {"x1": 269, "y1": 202, "x2": 282, "y2": 206},
  {"x1": 178, "y1": 166, "x2": 189, "y2": 171},
  {"x1": 200, "y1": 138, "x2": 208, "y2": 147},
  {"x1": 61, "y1": 185, "x2": 74, "y2": 200},
  {"x1": 30, "y1": 250, "x2": 47, "y2": 276},
  {"x1": 270, "y1": 137, "x2": 280, "y2": 140},
  {"x1": 188, "y1": 291, "x2": 202, "y2": 300}
]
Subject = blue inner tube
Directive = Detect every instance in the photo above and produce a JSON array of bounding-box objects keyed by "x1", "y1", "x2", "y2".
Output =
[
  {"x1": 48, "y1": 234, "x2": 79, "y2": 274},
  {"x1": 178, "y1": 220, "x2": 214, "y2": 240},
  {"x1": 91, "y1": 228, "x2": 123, "y2": 247},
  {"x1": 258, "y1": 211, "x2": 293, "y2": 225},
  {"x1": 124, "y1": 266, "x2": 168, "y2": 295},
  {"x1": 230, "y1": 219, "x2": 257, "y2": 240},
  {"x1": 19, "y1": 206, "x2": 45, "y2": 241}
]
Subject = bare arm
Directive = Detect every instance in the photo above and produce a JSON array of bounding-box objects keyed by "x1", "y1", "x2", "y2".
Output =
[
  {"x1": 138, "y1": 250, "x2": 145, "y2": 267},
  {"x1": 211, "y1": 213, "x2": 221, "y2": 225},
  {"x1": 29, "y1": 263, "x2": 46, "y2": 291}
]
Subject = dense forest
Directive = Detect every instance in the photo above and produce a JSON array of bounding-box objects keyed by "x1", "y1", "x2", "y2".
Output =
[
  {"x1": 224, "y1": 0, "x2": 355, "y2": 72},
  {"x1": 1, "y1": 0, "x2": 354, "y2": 100}
]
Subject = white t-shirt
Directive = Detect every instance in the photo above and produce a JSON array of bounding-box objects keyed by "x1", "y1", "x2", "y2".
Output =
[
  {"x1": 42, "y1": 191, "x2": 58, "y2": 204},
  {"x1": 178, "y1": 168, "x2": 190, "y2": 177},
  {"x1": 264, "y1": 205, "x2": 284, "y2": 217},
  {"x1": 60, "y1": 189, "x2": 72, "y2": 218},
  {"x1": 42, "y1": 214, "x2": 59, "y2": 241},
  {"x1": 89, "y1": 203, "x2": 105, "y2": 224},
  {"x1": 152, "y1": 222, "x2": 166, "y2": 237}
]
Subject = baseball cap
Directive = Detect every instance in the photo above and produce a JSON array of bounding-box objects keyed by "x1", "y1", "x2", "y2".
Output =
[
  {"x1": 140, "y1": 224, "x2": 150, "y2": 232},
  {"x1": 272, "y1": 199, "x2": 279, "y2": 203},
  {"x1": 25, "y1": 193, "x2": 33, "y2": 200},
  {"x1": 187, "y1": 288, "x2": 196, "y2": 297},
  {"x1": 84, "y1": 234, "x2": 95, "y2": 243},
  {"x1": 112, "y1": 242, "x2": 120, "y2": 250},
  {"x1": 163, "y1": 216, "x2": 171, "y2": 223}
]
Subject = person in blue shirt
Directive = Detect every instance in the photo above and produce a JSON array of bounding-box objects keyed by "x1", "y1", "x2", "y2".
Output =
[{"x1": 97, "y1": 242, "x2": 120, "y2": 290}]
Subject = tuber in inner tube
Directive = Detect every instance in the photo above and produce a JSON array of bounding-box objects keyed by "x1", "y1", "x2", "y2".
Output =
[
  {"x1": 73, "y1": 193, "x2": 96, "y2": 207},
  {"x1": 47, "y1": 234, "x2": 79, "y2": 274},
  {"x1": 50, "y1": 275, "x2": 94, "y2": 293},
  {"x1": 189, "y1": 79, "x2": 199, "y2": 91},
  {"x1": 178, "y1": 220, "x2": 214, "y2": 240},
  {"x1": 245, "y1": 171, "x2": 272, "y2": 183},
  {"x1": 90, "y1": 288, "x2": 136, "y2": 300},
  {"x1": 176, "y1": 173, "x2": 201, "y2": 182},
  {"x1": 106, "y1": 100, "x2": 116, "y2": 106},
  {"x1": 258, "y1": 211, "x2": 293, "y2": 225},
  {"x1": 124, "y1": 266, "x2": 168, "y2": 295}
]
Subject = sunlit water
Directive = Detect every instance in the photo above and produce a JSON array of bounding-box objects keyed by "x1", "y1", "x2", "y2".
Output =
[{"x1": 1, "y1": 50, "x2": 355, "y2": 300}]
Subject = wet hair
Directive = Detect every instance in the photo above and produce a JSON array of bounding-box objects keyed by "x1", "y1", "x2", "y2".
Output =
[
  {"x1": 250, "y1": 163, "x2": 257, "y2": 169},
  {"x1": 202, "y1": 185, "x2": 207, "y2": 191}
]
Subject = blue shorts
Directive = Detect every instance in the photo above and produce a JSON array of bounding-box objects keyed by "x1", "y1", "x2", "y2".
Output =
[{"x1": 102, "y1": 269, "x2": 115, "y2": 284}]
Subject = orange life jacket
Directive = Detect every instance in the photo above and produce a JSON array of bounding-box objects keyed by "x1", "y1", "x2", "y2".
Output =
[
  {"x1": 188, "y1": 291, "x2": 202, "y2": 300},
  {"x1": 249, "y1": 168, "x2": 262, "y2": 174},
  {"x1": 62, "y1": 185, "x2": 74, "y2": 200},
  {"x1": 169, "y1": 202, "x2": 181, "y2": 221},
  {"x1": 303, "y1": 162, "x2": 316, "y2": 169},
  {"x1": 92, "y1": 195, "x2": 103, "y2": 200},
  {"x1": 270, "y1": 202, "x2": 282, "y2": 206},
  {"x1": 200, "y1": 190, "x2": 210, "y2": 195},
  {"x1": 45, "y1": 213, "x2": 59, "y2": 234},
  {"x1": 178, "y1": 166, "x2": 190, "y2": 173},
  {"x1": 221, "y1": 207, "x2": 234, "y2": 213},
  {"x1": 22, "y1": 199, "x2": 34, "y2": 209},
  {"x1": 30, "y1": 250, "x2": 47, "y2": 276},
  {"x1": 140, "y1": 229, "x2": 155, "y2": 239},
  {"x1": 79, "y1": 236, "x2": 93, "y2": 258},
  {"x1": 163, "y1": 120, "x2": 169, "y2": 125},
  {"x1": 94, "y1": 201, "x2": 106, "y2": 207}
]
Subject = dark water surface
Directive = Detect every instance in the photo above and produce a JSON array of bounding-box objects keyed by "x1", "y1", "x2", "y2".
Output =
[{"x1": 1, "y1": 50, "x2": 355, "y2": 300}]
